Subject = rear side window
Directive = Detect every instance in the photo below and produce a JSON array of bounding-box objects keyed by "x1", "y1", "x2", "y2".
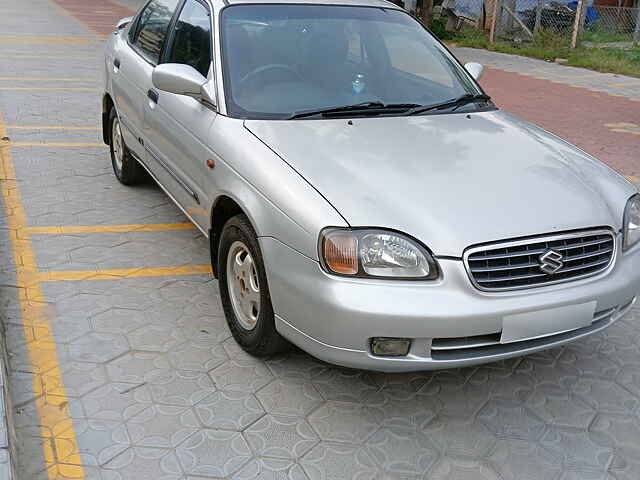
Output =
[
  {"x1": 166, "y1": 0, "x2": 212, "y2": 77},
  {"x1": 133, "y1": 0, "x2": 180, "y2": 64}
]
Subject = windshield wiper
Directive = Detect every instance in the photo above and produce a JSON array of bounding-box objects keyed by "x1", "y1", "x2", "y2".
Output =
[
  {"x1": 289, "y1": 102, "x2": 421, "y2": 119},
  {"x1": 407, "y1": 94, "x2": 491, "y2": 116}
]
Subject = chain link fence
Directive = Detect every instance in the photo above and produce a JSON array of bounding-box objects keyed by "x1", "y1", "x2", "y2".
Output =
[{"x1": 438, "y1": 0, "x2": 640, "y2": 48}]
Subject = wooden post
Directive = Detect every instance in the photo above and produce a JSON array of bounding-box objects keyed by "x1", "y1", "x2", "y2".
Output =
[
  {"x1": 534, "y1": 0, "x2": 543, "y2": 34},
  {"x1": 489, "y1": 0, "x2": 502, "y2": 43},
  {"x1": 634, "y1": 4, "x2": 640, "y2": 46},
  {"x1": 570, "y1": 0, "x2": 586, "y2": 49}
]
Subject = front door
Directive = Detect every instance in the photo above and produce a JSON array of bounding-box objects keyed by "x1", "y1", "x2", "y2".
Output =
[{"x1": 142, "y1": 0, "x2": 217, "y2": 230}]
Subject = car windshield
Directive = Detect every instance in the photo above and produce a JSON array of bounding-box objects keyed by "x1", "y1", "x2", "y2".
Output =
[{"x1": 220, "y1": 4, "x2": 484, "y2": 119}]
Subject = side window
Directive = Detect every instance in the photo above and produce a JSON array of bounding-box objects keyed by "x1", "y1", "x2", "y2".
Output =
[
  {"x1": 166, "y1": 0, "x2": 212, "y2": 77},
  {"x1": 133, "y1": 0, "x2": 179, "y2": 64}
]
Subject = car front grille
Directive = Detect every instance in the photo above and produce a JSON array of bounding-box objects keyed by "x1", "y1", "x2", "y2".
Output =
[{"x1": 464, "y1": 229, "x2": 616, "y2": 291}]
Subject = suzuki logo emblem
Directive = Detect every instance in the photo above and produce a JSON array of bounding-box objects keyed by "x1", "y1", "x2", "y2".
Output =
[{"x1": 539, "y1": 249, "x2": 564, "y2": 274}]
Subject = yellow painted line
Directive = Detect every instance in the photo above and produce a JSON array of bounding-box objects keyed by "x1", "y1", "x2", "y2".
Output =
[
  {"x1": 607, "y1": 81, "x2": 640, "y2": 87},
  {"x1": 4, "y1": 142, "x2": 105, "y2": 147},
  {"x1": 0, "y1": 36, "x2": 92, "y2": 45},
  {"x1": 626, "y1": 176, "x2": 640, "y2": 183},
  {"x1": 0, "y1": 87, "x2": 98, "y2": 91},
  {"x1": 39, "y1": 265, "x2": 213, "y2": 282},
  {"x1": 6, "y1": 126, "x2": 100, "y2": 131},
  {"x1": 0, "y1": 77, "x2": 96, "y2": 82},
  {"x1": 26, "y1": 223, "x2": 196, "y2": 234},
  {"x1": 0, "y1": 113, "x2": 85, "y2": 477}
]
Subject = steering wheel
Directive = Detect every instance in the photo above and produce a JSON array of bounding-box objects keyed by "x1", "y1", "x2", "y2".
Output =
[{"x1": 239, "y1": 64, "x2": 302, "y2": 86}]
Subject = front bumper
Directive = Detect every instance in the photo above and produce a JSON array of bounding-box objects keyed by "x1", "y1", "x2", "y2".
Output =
[{"x1": 260, "y1": 237, "x2": 640, "y2": 372}]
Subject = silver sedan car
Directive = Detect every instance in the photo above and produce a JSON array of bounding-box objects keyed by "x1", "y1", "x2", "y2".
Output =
[{"x1": 102, "y1": 0, "x2": 640, "y2": 371}]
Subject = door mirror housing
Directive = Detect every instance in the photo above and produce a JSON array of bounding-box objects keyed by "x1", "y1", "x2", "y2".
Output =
[
  {"x1": 152, "y1": 63, "x2": 216, "y2": 109},
  {"x1": 464, "y1": 62, "x2": 484, "y2": 81},
  {"x1": 116, "y1": 16, "x2": 133, "y2": 30}
]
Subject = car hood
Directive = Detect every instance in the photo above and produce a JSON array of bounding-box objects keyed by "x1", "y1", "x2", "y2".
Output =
[{"x1": 245, "y1": 111, "x2": 633, "y2": 257}]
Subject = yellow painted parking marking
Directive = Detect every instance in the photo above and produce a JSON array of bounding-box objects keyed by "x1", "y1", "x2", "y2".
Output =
[
  {"x1": 0, "y1": 87, "x2": 99, "y2": 91},
  {"x1": 607, "y1": 81, "x2": 640, "y2": 87},
  {"x1": 6, "y1": 126, "x2": 100, "y2": 131},
  {"x1": 27, "y1": 223, "x2": 197, "y2": 234},
  {"x1": 4, "y1": 142, "x2": 105, "y2": 147},
  {"x1": 605, "y1": 122, "x2": 640, "y2": 136},
  {"x1": 39, "y1": 265, "x2": 213, "y2": 282},
  {"x1": 0, "y1": 113, "x2": 85, "y2": 477},
  {"x1": 0, "y1": 36, "x2": 92, "y2": 44},
  {"x1": 626, "y1": 175, "x2": 640, "y2": 183},
  {"x1": 0, "y1": 77, "x2": 96, "y2": 82}
]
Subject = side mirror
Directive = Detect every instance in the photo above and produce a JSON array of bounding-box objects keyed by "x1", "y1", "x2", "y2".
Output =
[
  {"x1": 116, "y1": 16, "x2": 133, "y2": 30},
  {"x1": 464, "y1": 62, "x2": 484, "y2": 81},
  {"x1": 152, "y1": 63, "x2": 216, "y2": 109}
]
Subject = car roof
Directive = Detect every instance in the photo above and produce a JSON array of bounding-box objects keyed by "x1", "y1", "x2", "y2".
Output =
[{"x1": 222, "y1": 0, "x2": 402, "y2": 9}]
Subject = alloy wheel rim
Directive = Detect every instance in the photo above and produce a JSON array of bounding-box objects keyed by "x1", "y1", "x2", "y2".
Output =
[
  {"x1": 112, "y1": 118, "x2": 124, "y2": 171},
  {"x1": 226, "y1": 240, "x2": 261, "y2": 331}
]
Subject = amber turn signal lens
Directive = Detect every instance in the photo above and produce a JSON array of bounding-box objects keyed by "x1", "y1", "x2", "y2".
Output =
[{"x1": 323, "y1": 233, "x2": 358, "y2": 275}]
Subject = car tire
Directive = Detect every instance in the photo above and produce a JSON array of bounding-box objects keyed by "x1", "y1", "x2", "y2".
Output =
[
  {"x1": 108, "y1": 107, "x2": 144, "y2": 186},
  {"x1": 218, "y1": 214, "x2": 289, "y2": 356}
]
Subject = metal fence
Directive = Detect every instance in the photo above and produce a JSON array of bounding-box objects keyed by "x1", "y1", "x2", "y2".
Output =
[{"x1": 438, "y1": 0, "x2": 640, "y2": 47}]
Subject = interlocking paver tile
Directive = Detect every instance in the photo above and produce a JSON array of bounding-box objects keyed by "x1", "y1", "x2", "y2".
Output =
[
  {"x1": 147, "y1": 369, "x2": 216, "y2": 407},
  {"x1": 80, "y1": 382, "x2": 151, "y2": 421},
  {"x1": 210, "y1": 358, "x2": 274, "y2": 393},
  {"x1": 126, "y1": 323, "x2": 187, "y2": 353},
  {"x1": 525, "y1": 384, "x2": 597, "y2": 429},
  {"x1": 103, "y1": 447, "x2": 183, "y2": 480},
  {"x1": 176, "y1": 429, "x2": 252, "y2": 477},
  {"x1": 256, "y1": 379, "x2": 323, "y2": 417},
  {"x1": 423, "y1": 416, "x2": 496, "y2": 458},
  {"x1": 571, "y1": 377, "x2": 639, "y2": 414},
  {"x1": 194, "y1": 390, "x2": 264, "y2": 431},
  {"x1": 43, "y1": 361, "x2": 108, "y2": 398},
  {"x1": 90, "y1": 308, "x2": 149, "y2": 335},
  {"x1": 167, "y1": 340, "x2": 228, "y2": 372},
  {"x1": 608, "y1": 448, "x2": 640, "y2": 480},
  {"x1": 540, "y1": 426, "x2": 613, "y2": 472},
  {"x1": 57, "y1": 418, "x2": 129, "y2": 466},
  {"x1": 590, "y1": 413, "x2": 640, "y2": 452},
  {"x1": 233, "y1": 457, "x2": 309, "y2": 480},
  {"x1": 428, "y1": 458, "x2": 501, "y2": 480},
  {"x1": 244, "y1": 415, "x2": 318, "y2": 459},
  {"x1": 487, "y1": 439, "x2": 563, "y2": 480},
  {"x1": 105, "y1": 352, "x2": 169, "y2": 384},
  {"x1": 126, "y1": 405, "x2": 199, "y2": 448},
  {"x1": 264, "y1": 353, "x2": 330, "y2": 380},
  {"x1": 364, "y1": 426, "x2": 440, "y2": 475},
  {"x1": 307, "y1": 401, "x2": 383, "y2": 445},
  {"x1": 68, "y1": 332, "x2": 129, "y2": 364},
  {"x1": 311, "y1": 369, "x2": 381, "y2": 403},
  {"x1": 477, "y1": 399, "x2": 547, "y2": 441},
  {"x1": 363, "y1": 386, "x2": 438, "y2": 430},
  {"x1": 300, "y1": 443, "x2": 379, "y2": 480}
]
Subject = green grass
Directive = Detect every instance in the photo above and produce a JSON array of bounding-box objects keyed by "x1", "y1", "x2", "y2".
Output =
[{"x1": 446, "y1": 27, "x2": 640, "y2": 78}]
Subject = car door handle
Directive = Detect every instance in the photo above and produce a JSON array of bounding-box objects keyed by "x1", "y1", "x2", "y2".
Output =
[{"x1": 147, "y1": 89, "x2": 159, "y2": 104}]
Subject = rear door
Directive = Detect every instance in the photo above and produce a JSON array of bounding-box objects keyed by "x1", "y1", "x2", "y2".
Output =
[
  {"x1": 111, "y1": 0, "x2": 179, "y2": 161},
  {"x1": 143, "y1": 0, "x2": 217, "y2": 229}
]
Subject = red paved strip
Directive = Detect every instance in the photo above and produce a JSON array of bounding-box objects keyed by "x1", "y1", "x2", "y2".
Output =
[
  {"x1": 480, "y1": 68, "x2": 640, "y2": 177},
  {"x1": 52, "y1": 0, "x2": 134, "y2": 36}
]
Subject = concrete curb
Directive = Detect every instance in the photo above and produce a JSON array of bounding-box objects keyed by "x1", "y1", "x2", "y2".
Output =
[{"x1": 0, "y1": 319, "x2": 16, "y2": 480}]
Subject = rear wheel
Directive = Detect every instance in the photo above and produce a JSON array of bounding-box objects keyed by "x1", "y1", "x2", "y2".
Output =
[
  {"x1": 218, "y1": 214, "x2": 289, "y2": 356},
  {"x1": 109, "y1": 108, "x2": 144, "y2": 185}
]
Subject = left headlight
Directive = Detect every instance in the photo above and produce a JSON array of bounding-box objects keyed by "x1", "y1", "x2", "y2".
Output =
[
  {"x1": 623, "y1": 194, "x2": 640, "y2": 251},
  {"x1": 319, "y1": 228, "x2": 439, "y2": 280}
]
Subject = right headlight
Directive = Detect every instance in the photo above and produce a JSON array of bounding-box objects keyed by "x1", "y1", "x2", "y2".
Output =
[
  {"x1": 623, "y1": 194, "x2": 640, "y2": 251},
  {"x1": 319, "y1": 228, "x2": 439, "y2": 280}
]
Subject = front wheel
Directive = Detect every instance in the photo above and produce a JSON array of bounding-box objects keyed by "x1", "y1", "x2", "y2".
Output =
[
  {"x1": 218, "y1": 214, "x2": 289, "y2": 356},
  {"x1": 109, "y1": 108, "x2": 144, "y2": 185}
]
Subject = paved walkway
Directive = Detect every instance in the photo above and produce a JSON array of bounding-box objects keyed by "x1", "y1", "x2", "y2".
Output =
[{"x1": 0, "y1": 1, "x2": 638, "y2": 480}]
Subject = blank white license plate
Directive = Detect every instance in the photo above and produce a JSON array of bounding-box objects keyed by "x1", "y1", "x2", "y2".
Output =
[{"x1": 501, "y1": 301, "x2": 597, "y2": 344}]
